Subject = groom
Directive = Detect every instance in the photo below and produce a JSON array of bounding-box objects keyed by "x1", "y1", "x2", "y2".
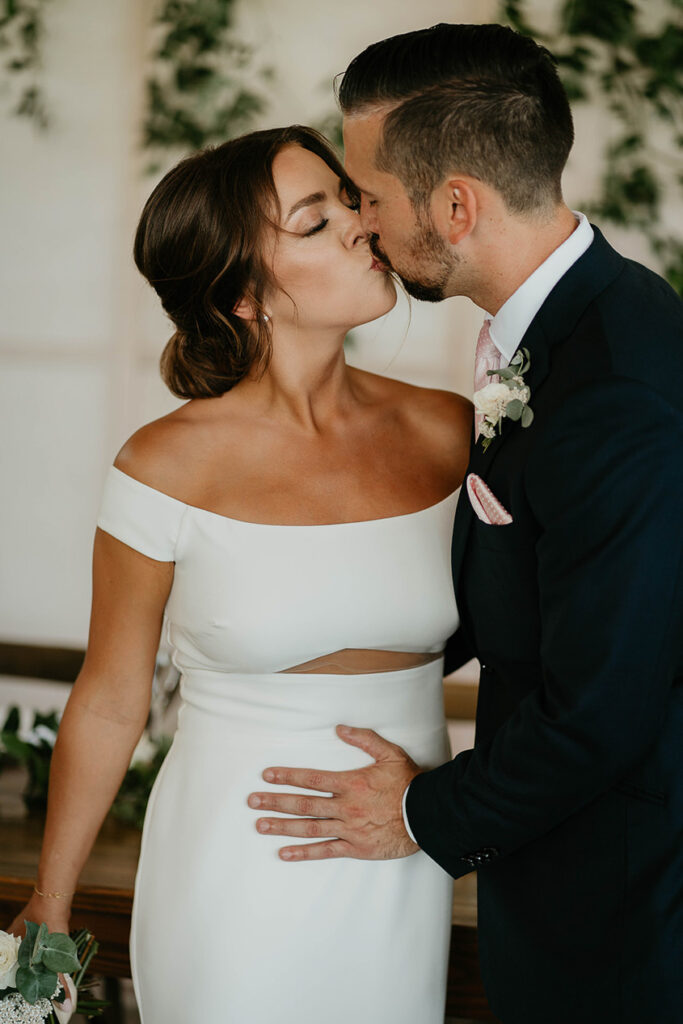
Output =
[{"x1": 248, "y1": 24, "x2": 683, "y2": 1023}]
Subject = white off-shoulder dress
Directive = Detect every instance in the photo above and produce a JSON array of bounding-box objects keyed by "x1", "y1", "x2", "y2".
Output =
[{"x1": 97, "y1": 466, "x2": 458, "y2": 1024}]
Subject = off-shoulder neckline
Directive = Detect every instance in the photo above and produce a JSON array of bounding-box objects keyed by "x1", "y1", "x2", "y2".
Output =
[{"x1": 109, "y1": 465, "x2": 458, "y2": 529}]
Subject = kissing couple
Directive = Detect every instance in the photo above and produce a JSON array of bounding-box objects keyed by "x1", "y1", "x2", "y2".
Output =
[{"x1": 10, "y1": 21, "x2": 683, "y2": 1024}]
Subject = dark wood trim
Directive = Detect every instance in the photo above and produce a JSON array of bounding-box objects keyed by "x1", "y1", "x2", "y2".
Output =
[
  {"x1": 443, "y1": 679, "x2": 479, "y2": 720},
  {"x1": 0, "y1": 641, "x2": 84, "y2": 683},
  {"x1": 447, "y1": 925, "x2": 500, "y2": 1021},
  {"x1": 0, "y1": 879, "x2": 133, "y2": 977}
]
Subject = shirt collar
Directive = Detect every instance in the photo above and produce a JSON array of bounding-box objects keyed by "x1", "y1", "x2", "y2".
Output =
[{"x1": 487, "y1": 212, "x2": 594, "y2": 366}]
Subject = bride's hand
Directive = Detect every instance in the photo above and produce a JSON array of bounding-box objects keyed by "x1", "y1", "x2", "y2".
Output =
[
  {"x1": 6, "y1": 898, "x2": 76, "y2": 1023},
  {"x1": 6, "y1": 894, "x2": 71, "y2": 940}
]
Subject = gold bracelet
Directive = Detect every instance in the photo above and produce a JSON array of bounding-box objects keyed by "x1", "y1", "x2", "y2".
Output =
[{"x1": 33, "y1": 885, "x2": 74, "y2": 900}]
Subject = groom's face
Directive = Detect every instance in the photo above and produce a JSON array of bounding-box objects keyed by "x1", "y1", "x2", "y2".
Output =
[{"x1": 343, "y1": 112, "x2": 455, "y2": 302}]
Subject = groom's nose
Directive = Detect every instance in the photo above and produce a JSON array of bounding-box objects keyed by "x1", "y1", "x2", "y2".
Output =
[{"x1": 360, "y1": 195, "x2": 380, "y2": 236}]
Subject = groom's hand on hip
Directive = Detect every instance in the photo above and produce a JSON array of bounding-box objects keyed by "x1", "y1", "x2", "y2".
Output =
[{"x1": 247, "y1": 725, "x2": 421, "y2": 861}]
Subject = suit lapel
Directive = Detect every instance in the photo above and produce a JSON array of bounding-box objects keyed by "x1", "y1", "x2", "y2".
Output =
[
  {"x1": 450, "y1": 226, "x2": 626, "y2": 604},
  {"x1": 466, "y1": 317, "x2": 552, "y2": 481}
]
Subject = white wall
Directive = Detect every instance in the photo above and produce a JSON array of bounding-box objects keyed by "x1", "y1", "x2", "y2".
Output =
[
  {"x1": 0, "y1": 0, "x2": 495, "y2": 647},
  {"x1": 1, "y1": 0, "x2": 677, "y2": 647},
  {"x1": 1, "y1": 0, "x2": 151, "y2": 645}
]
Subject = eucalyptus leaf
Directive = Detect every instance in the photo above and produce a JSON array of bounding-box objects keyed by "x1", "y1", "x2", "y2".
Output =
[
  {"x1": 16, "y1": 964, "x2": 59, "y2": 1004},
  {"x1": 42, "y1": 932, "x2": 81, "y2": 974},
  {"x1": 521, "y1": 405, "x2": 535, "y2": 427},
  {"x1": 18, "y1": 921, "x2": 38, "y2": 966},
  {"x1": 32, "y1": 921, "x2": 49, "y2": 965},
  {"x1": 506, "y1": 399, "x2": 524, "y2": 421},
  {"x1": 43, "y1": 947, "x2": 80, "y2": 973}
]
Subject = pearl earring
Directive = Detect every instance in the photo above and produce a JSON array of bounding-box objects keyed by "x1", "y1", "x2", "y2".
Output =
[{"x1": 262, "y1": 314, "x2": 270, "y2": 323}]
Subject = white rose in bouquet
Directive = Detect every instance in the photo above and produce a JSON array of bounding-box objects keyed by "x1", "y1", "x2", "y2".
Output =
[{"x1": 0, "y1": 931, "x2": 21, "y2": 990}]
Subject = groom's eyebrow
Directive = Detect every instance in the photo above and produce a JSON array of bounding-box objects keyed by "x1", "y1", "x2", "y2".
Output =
[{"x1": 286, "y1": 191, "x2": 326, "y2": 222}]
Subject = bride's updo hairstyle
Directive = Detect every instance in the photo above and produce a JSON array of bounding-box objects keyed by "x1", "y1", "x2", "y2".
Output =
[{"x1": 134, "y1": 126, "x2": 356, "y2": 399}]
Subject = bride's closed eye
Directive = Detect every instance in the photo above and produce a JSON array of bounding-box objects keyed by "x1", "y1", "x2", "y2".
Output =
[
  {"x1": 302, "y1": 200, "x2": 359, "y2": 238},
  {"x1": 303, "y1": 219, "x2": 329, "y2": 237}
]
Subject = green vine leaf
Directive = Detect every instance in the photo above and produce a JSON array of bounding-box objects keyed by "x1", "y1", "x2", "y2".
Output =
[
  {"x1": 0, "y1": 0, "x2": 52, "y2": 128},
  {"x1": 143, "y1": 0, "x2": 271, "y2": 168},
  {"x1": 16, "y1": 963, "x2": 58, "y2": 1004},
  {"x1": 501, "y1": 0, "x2": 683, "y2": 295}
]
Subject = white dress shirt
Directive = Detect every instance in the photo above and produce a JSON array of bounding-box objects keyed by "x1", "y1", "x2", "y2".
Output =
[
  {"x1": 487, "y1": 211, "x2": 593, "y2": 365},
  {"x1": 401, "y1": 212, "x2": 594, "y2": 845}
]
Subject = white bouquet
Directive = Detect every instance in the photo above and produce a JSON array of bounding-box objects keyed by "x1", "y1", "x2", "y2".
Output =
[{"x1": 0, "y1": 925, "x2": 104, "y2": 1023}]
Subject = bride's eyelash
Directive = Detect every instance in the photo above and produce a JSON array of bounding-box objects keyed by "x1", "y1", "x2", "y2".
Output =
[{"x1": 305, "y1": 219, "x2": 327, "y2": 236}]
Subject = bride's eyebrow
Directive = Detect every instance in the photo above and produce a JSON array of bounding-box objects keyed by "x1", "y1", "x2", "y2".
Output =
[
  {"x1": 285, "y1": 180, "x2": 350, "y2": 223},
  {"x1": 285, "y1": 191, "x2": 326, "y2": 222}
]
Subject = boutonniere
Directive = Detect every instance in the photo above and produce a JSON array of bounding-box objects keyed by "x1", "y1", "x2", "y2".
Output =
[{"x1": 473, "y1": 347, "x2": 534, "y2": 452}]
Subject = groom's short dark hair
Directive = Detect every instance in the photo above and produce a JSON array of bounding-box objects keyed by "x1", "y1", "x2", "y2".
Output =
[{"x1": 338, "y1": 23, "x2": 574, "y2": 215}]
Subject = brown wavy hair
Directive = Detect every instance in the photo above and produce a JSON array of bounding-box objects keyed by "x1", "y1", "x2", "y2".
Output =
[{"x1": 134, "y1": 126, "x2": 356, "y2": 399}]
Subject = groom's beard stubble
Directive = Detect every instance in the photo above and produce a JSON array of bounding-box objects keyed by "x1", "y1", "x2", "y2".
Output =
[{"x1": 369, "y1": 219, "x2": 457, "y2": 303}]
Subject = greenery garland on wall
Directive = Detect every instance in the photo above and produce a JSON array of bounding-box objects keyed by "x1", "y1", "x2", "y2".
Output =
[
  {"x1": 143, "y1": 0, "x2": 272, "y2": 170},
  {"x1": 501, "y1": 0, "x2": 683, "y2": 293},
  {"x1": 0, "y1": 0, "x2": 270, "y2": 161},
  {"x1": 0, "y1": 0, "x2": 52, "y2": 128},
  {"x1": 2, "y1": 1, "x2": 681, "y2": 290}
]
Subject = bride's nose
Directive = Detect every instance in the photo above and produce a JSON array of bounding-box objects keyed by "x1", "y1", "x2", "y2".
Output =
[{"x1": 341, "y1": 209, "x2": 368, "y2": 250}]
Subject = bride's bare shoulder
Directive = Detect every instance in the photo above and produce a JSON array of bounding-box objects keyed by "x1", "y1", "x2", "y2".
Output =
[
  {"x1": 113, "y1": 399, "x2": 220, "y2": 497},
  {"x1": 351, "y1": 367, "x2": 472, "y2": 440}
]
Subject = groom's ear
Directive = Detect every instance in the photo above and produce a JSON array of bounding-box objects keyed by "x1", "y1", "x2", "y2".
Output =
[{"x1": 434, "y1": 178, "x2": 477, "y2": 246}]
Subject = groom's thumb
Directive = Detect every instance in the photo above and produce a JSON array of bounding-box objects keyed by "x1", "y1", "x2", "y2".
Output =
[{"x1": 336, "y1": 724, "x2": 396, "y2": 761}]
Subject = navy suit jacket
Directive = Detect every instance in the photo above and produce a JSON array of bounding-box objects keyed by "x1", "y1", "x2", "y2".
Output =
[{"x1": 407, "y1": 228, "x2": 683, "y2": 1024}]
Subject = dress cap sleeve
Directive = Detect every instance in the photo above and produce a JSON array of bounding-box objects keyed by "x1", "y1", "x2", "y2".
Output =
[{"x1": 97, "y1": 466, "x2": 187, "y2": 561}]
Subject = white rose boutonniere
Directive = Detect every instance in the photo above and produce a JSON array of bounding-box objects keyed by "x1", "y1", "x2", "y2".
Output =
[
  {"x1": 0, "y1": 932, "x2": 21, "y2": 990},
  {"x1": 473, "y1": 347, "x2": 534, "y2": 451}
]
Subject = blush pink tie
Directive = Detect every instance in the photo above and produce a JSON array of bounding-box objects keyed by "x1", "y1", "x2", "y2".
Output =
[{"x1": 474, "y1": 318, "x2": 502, "y2": 438}]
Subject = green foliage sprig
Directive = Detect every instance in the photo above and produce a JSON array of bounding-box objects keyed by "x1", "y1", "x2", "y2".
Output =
[
  {"x1": 500, "y1": 0, "x2": 683, "y2": 293},
  {"x1": 0, "y1": 0, "x2": 52, "y2": 127},
  {"x1": 0, "y1": 707, "x2": 58, "y2": 811},
  {"x1": 0, "y1": 926, "x2": 107, "y2": 1021},
  {"x1": 0, "y1": 706, "x2": 170, "y2": 828},
  {"x1": 111, "y1": 735, "x2": 172, "y2": 829},
  {"x1": 143, "y1": 0, "x2": 271, "y2": 170},
  {"x1": 0, "y1": 0, "x2": 270, "y2": 161},
  {"x1": 16, "y1": 921, "x2": 80, "y2": 1004}
]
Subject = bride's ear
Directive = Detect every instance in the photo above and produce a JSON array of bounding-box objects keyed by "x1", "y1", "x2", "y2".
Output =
[{"x1": 232, "y1": 297, "x2": 260, "y2": 322}]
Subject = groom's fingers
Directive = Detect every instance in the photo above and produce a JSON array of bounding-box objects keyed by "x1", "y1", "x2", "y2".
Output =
[
  {"x1": 260, "y1": 766, "x2": 340, "y2": 791},
  {"x1": 256, "y1": 816, "x2": 340, "y2": 838},
  {"x1": 248, "y1": 791, "x2": 334, "y2": 817},
  {"x1": 278, "y1": 839, "x2": 352, "y2": 861}
]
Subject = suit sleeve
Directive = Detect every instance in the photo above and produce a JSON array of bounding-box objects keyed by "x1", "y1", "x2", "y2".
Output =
[
  {"x1": 443, "y1": 627, "x2": 475, "y2": 676},
  {"x1": 406, "y1": 377, "x2": 683, "y2": 876}
]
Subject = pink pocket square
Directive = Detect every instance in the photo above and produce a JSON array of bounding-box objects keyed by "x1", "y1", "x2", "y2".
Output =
[{"x1": 466, "y1": 474, "x2": 513, "y2": 525}]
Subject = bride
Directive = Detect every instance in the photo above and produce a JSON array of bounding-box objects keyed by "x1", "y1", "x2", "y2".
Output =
[{"x1": 8, "y1": 125, "x2": 472, "y2": 1023}]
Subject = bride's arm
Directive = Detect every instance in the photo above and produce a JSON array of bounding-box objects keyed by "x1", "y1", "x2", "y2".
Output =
[{"x1": 7, "y1": 528, "x2": 173, "y2": 937}]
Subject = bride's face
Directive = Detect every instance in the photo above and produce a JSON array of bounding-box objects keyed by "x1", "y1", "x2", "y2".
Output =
[{"x1": 263, "y1": 145, "x2": 397, "y2": 332}]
